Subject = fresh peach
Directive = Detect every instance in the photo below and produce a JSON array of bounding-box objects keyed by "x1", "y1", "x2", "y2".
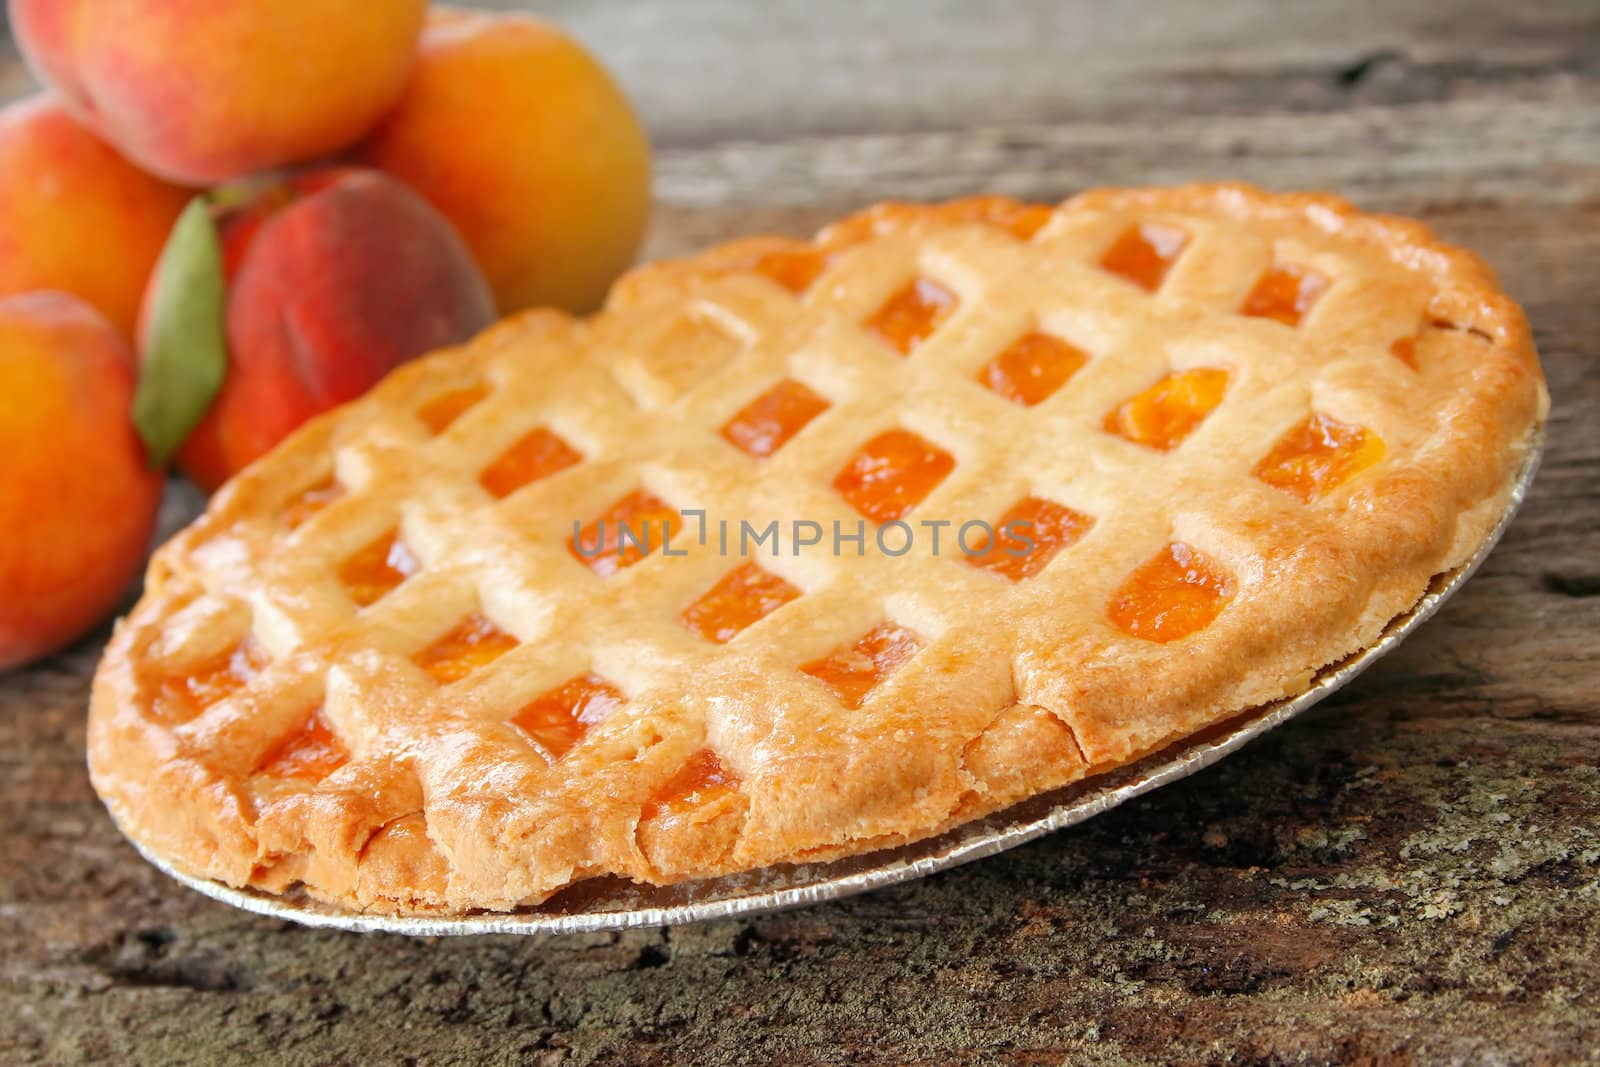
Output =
[
  {"x1": 143, "y1": 168, "x2": 495, "y2": 491},
  {"x1": 361, "y1": 9, "x2": 651, "y2": 314},
  {"x1": 0, "y1": 292, "x2": 164, "y2": 670},
  {"x1": 0, "y1": 94, "x2": 189, "y2": 342},
  {"x1": 9, "y1": 0, "x2": 427, "y2": 185}
]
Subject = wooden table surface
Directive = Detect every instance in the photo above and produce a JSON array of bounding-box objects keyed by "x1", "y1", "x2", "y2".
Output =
[{"x1": 4, "y1": 2, "x2": 1599, "y2": 1063}]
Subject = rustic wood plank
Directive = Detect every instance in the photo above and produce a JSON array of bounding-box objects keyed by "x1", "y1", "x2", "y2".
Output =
[
  {"x1": 510, "y1": 0, "x2": 1600, "y2": 145},
  {"x1": 2, "y1": 1, "x2": 1598, "y2": 1062}
]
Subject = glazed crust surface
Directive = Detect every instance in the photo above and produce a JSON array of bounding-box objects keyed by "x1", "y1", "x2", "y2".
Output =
[{"x1": 89, "y1": 184, "x2": 1547, "y2": 914}]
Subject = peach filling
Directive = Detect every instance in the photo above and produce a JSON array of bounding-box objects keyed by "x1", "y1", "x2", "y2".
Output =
[
  {"x1": 1389, "y1": 336, "x2": 1419, "y2": 369},
  {"x1": 681, "y1": 562, "x2": 802, "y2": 644},
  {"x1": 833, "y1": 428, "x2": 956, "y2": 522},
  {"x1": 478, "y1": 427, "x2": 581, "y2": 499},
  {"x1": 756, "y1": 247, "x2": 829, "y2": 294},
  {"x1": 1099, "y1": 223, "x2": 1189, "y2": 292},
  {"x1": 720, "y1": 379, "x2": 830, "y2": 459},
  {"x1": 1108, "y1": 542, "x2": 1235, "y2": 643},
  {"x1": 512, "y1": 673, "x2": 624, "y2": 760},
  {"x1": 570, "y1": 489, "x2": 681, "y2": 577},
  {"x1": 1104, "y1": 368, "x2": 1230, "y2": 451},
  {"x1": 978, "y1": 331, "x2": 1087, "y2": 407},
  {"x1": 417, "y1": 383, "x2": 489, "y2": 434},
  {"x1": 412, "y1": 614, "x2": 518, "y2": 685},
  {"x1": 1240, "y1": 263, "x2": 1328, "y2": 327},
  {"x1": 643, "y1": 748, "x2": 738, "y2": 820},
  {"x1": 156, "y1": 638, "x2": 267, "y2": 721},
  {"x1": 800, "y1": 622, "x2": 921, "y2": 709},
  {"x1": 338, "y1": 530, "x2": 419, "y2": 608},
  {"x1": 1254, "y1": 413, "x2": 1385, "y2": 502},
  {"x1": 256, "y1": 708, "x2": 348, "y2": 781},
  {"x1": 864, "y1": 278, "x2": 957, "y2": 356},
  {"x1": 966, "y1": 496, "x2": 1094, "y2": 582},
  {"x1": 282, "y1": 478, "x2": 343, "y2": 529}
]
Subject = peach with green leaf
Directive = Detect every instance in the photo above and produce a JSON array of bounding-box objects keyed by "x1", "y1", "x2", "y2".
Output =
[
  {"x1": 136, "y1": 168, "x2": 496, "y2": 491},
  {"x1": 0, "y1": 292, "x2": 164, "y2": 671}
]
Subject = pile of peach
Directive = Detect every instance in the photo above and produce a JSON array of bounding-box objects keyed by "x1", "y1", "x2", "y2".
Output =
[{"x1": 0, "y1": 1, "x2": 651, "y2": 669}]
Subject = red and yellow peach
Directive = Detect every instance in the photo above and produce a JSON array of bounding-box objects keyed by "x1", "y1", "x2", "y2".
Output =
[
  {"x1": 10, "y1": 0, "x2": 427, "y2": 185},
  {"x1": 151, "y1": 168, "x2": 496, "y2": 490}
]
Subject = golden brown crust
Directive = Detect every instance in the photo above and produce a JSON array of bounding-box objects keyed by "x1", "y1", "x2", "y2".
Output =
[{"x1": 89, "y1": 183, "x2": 1547, "y2": 914}]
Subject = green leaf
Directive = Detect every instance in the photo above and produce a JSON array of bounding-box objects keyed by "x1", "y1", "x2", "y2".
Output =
[{"x1": 132, "y1": 196, "x2": 228, "y2": 468}]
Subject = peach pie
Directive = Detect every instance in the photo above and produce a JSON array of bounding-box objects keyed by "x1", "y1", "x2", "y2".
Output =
[{"x1": 90, "y1": 184, "x2": 1547, "y2": 915}]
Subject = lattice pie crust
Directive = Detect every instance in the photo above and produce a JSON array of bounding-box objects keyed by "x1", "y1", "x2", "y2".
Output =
[{"x1": 90, "y1": 185, "x2": 1547, "y2": 914}]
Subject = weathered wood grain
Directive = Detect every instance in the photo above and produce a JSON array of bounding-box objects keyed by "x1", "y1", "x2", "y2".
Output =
[{"x1": 2, "y1": 1, "x2": 1597, "y2": 1063}]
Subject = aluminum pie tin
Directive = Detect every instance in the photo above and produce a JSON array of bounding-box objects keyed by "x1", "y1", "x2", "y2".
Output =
[{"x1": 123, "y1": 429, "x2": 1544, "y2": 936}]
